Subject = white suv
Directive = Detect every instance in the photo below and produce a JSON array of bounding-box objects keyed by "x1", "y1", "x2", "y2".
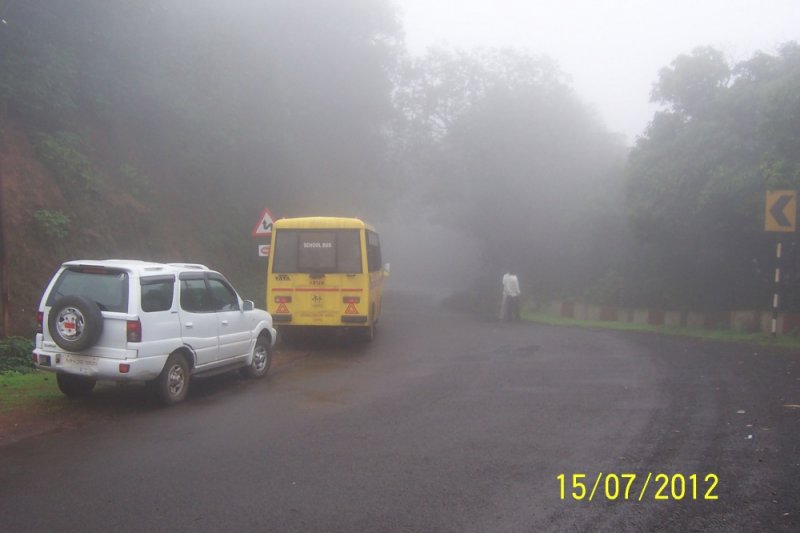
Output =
[{"x1": 33, "y1": 260, "x2": 276, "y2": 405}]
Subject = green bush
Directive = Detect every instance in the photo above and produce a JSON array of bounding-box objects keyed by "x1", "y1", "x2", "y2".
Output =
[
  {"x1": 33, "y1": 131, "x2": 103, "y2": 194},
  {"x1": 582, "y1": 270, "x2": 626, "y2": 306},
  {"x1": 118, "y1": 163, "x2": 151, "y2": 198},
  {"x1": 33, "y1": 209, "x2": 70, "y2": 240},
  {"x1": 0, "y1": 337, "x2": 35, "y2": 374}
]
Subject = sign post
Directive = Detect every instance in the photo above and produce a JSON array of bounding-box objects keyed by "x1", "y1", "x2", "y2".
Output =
[
  {"x1": 251, "y1": 208, "x2": 276, "y2": 238},
  {"x1": 764, "y1": 190, "x2": 797, "y2": 335},
  {"x1": 252, "y1": 208, "x2": 276, "y2": 257}
]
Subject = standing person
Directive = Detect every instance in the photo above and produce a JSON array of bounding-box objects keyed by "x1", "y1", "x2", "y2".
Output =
[{"x1": 502, "y1": 272, "x2": 521, "y2": 322}]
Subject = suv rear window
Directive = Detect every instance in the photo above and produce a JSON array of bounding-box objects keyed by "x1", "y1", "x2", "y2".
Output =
[{"x1": 46, "y1": 267, "x2": 129, "y2": 313}]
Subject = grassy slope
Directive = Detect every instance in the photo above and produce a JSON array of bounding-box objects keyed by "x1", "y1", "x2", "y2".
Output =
[
  {"x1": 0, "y1": 371, "x2": 63, "y2": 413},
  {"x1": 525, "y1": 311, "x2": 800, "y2": 350}
]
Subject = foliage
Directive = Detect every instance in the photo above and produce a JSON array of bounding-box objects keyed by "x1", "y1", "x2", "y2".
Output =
[
  {"x1": 0, "y1": 9, "x2": 79, "y2": 128},
  {"x1": 33, "y1": 210, "x2": 70, "y2": 240},
  {"x1": 626, "y1": 43, "x2": 800, "y2": 310},
  {"x1": 117, "y1": 163, "x2": 150, "y2": 198},
  {"x1": 394, "y1": 47, "x2": 628, "y2": 298},
  {"x1": 33, "y1": 131, "x2": 103, "y2": 194},
  {"x1": 651, "y1": 47, "x2": 731, "y2": 119},
  {"x1": 0, "y1": 337, "x2": 35, "y2": 374}
]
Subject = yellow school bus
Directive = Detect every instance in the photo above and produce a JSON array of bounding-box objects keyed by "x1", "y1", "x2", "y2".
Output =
[{"x1": 266, "y1": 217, "x2": 387, "y2": 340}]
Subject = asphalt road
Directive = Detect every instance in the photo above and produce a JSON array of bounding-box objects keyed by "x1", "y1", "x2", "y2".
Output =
[{"x1": 1, "y1": 290, "x2": 799, "y2": 532}]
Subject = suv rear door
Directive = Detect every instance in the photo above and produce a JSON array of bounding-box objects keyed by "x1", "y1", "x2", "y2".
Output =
[{"x1": 43, "y1": 265, "x2": 134, "y2": 359}]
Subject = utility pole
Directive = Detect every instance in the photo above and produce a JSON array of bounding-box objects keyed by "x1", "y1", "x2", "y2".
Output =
[
  {"x1": 0, "y1": 150, "x2": 8, "y2": 337},
  {"x1": 0, "y1": 1, "x2": 10, "y2": 337}
]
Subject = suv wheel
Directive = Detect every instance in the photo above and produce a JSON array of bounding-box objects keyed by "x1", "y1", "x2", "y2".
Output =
[
  {"x1": 48, "y1": 296, "x2": 104, "y2": 351},
  {"x1": 241, "y1": 336, "x2": 272, "y2": 378},
  {"x1": 156, "y1": 353, "x2": 190, "y2": 405},
  {"x1": 56, "y1": 373, "x2": 96, "y2": 397}
]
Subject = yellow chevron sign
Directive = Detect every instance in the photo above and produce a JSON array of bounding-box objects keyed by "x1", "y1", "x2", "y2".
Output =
[{"x1": 765, "y1": 190, "x2": 796, "y2": 232}]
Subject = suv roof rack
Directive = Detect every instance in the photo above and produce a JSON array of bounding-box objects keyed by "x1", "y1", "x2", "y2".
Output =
[{"x1": 167, "y1": 263, "x2": 209, "y2": 270}]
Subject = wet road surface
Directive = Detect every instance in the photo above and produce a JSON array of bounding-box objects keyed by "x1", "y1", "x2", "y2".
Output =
[{"x1": 1, "y1": 290, "x2": 799, "y2": 531}]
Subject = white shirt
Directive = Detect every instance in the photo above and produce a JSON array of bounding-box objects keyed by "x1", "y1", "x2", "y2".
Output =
[{"x1": 502, "y1": 273, "x2": 520, "y2": 297}]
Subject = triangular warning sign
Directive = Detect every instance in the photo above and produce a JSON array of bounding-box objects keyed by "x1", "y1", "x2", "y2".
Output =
[
  {"x1": 276, "y1": 303, "x2": 289, "y2": 313},
  {"x1": 251, "y1": 208, "x2": 276, "y2": 237},
  {"x1": 344, "y1": 303, "x2": 358, "y2": 314}
]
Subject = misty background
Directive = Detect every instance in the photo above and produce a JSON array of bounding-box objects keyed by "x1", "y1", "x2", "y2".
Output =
[{"x1": 1, "y1": 0, "x2": 799, "y2": 335}]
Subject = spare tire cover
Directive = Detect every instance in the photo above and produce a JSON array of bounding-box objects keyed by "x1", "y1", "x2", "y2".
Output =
[{"x1": 48, "y1": 295, "x2": 104, "y2": 351}]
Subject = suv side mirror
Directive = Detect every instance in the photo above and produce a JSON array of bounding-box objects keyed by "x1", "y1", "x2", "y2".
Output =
[
  {"x1": 383, "y1": 263, "x2": 390, "y2": 277},
  {"x1": 242, "y1": 300, "x2": 255, "y2": 311}
]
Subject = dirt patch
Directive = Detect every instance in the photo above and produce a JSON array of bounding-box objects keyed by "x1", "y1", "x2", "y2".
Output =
[
  {"x1": 0, "y1": 403, "x2": 95, "y2": 447},
  {"x1": 0, "y1": 347, "x2": 309, "y2": 447}
]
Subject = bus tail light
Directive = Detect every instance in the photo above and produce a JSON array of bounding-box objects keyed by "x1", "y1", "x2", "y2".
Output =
[
  {"x1": 343, "y1": 296, "x2": 360, "y2": 304},
  {"x1": 275, "y1": 296, "x2": 292, "y2": 303},
  {"x1": 37, "y1": 312, "x2": 43, "y2": 334}
]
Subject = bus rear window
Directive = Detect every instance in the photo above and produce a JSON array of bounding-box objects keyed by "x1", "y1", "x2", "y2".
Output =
[{"x1": 273, "y1": 229, "x2": 362, "y2": 274}]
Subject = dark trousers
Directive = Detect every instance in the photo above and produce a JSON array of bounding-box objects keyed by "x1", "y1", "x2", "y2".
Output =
[{"x1": 505, "y1": 296, "x2": 520, "y2": 321}]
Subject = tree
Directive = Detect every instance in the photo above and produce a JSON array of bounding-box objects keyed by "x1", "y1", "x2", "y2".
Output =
[
  {"x1": 626, "y1": 43, "x2": 800, "y2": 310},
  {"x1": 651, "y1": 47, "x2": 731, "y2": 119},
  {"x1": 393, "y1": 47, "x2": 627, "y2": 299}
]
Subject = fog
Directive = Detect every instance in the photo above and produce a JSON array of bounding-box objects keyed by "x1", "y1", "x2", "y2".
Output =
[
  {"x1": 396, "y1": 0, "x2": 800, "y2": 143},
  {"x1": 1, "y1": 0, "x2": 799, "y2": 316}
]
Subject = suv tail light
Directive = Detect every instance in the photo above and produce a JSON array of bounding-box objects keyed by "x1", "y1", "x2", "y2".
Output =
[
  {"x1": 127, "y1": 319, "x2": 142, "y2": 343},
  {"x1": 37, "y1": 312, "x2": 43, "y2": 334}
]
